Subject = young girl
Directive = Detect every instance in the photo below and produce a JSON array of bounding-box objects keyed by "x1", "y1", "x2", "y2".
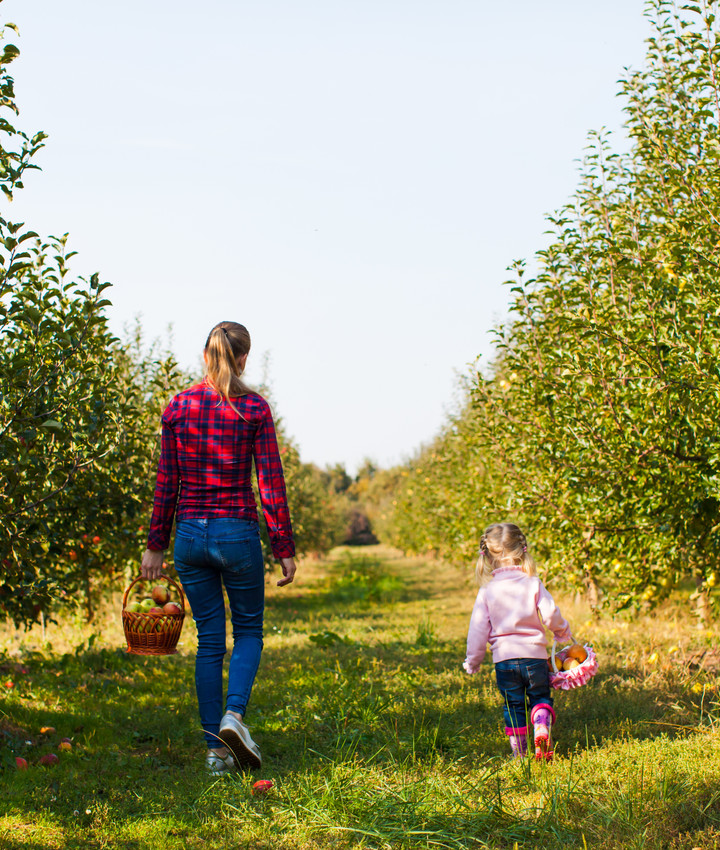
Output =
[{"x1": 463, "y1": 522, "x2": 572, "y2": 760}]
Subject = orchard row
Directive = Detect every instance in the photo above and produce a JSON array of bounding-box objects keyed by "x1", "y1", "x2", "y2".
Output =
[{"x1": 371, "y1": 2, "x2": 720, "y2": 619}]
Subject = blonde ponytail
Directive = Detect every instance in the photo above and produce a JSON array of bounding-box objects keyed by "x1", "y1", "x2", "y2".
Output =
[{"x1": 204, "y1": 321, "x2": 252, "y2": 415}]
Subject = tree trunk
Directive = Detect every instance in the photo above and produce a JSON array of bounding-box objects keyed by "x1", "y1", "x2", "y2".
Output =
[
  {"x1": 585, "y1": 573, "x2": 600, "y2": 617},
  {"x1": 84, "y1": 566, "x2": 93, "y2": 622},
  {"x1": 694, "y1": 575, "x2": 711, "y2": 625}
]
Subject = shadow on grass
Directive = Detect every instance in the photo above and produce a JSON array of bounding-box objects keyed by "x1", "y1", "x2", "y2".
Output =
[{"x1": 252, "y1": 631, "x2": 710, "y2": 770}]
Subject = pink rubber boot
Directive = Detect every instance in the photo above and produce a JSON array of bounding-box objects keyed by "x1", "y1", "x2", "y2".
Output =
[
  {"x1": 530, "y1": 704, "x2": 556, "y2": 762},
  {"x1": 505, "y1": 726, "x2": 528, "y2": 759}
]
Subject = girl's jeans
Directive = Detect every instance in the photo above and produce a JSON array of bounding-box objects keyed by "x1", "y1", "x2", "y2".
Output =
[
  {"x1": 495, "y1": 658, "x2": 553, "y2": 732},
  {"x1": 173, "y1": 518, "x2": 264, "y2": 748}
]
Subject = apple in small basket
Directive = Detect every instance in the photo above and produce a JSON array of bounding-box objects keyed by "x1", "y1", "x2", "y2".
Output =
[
  {"x1": 152, "y1": 585, "x2": 170, "y2": 605},
  {"x1": 163, "y1": 602, "x2": 182, "y2": 615},
  {"x1": 566, "y1": 644, "x2": 588, "y2": 663}
]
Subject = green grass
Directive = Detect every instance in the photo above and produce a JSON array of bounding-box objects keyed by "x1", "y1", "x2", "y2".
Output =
[{"x1": 1, "y1": 546, "x2": 720, "y2": 849}]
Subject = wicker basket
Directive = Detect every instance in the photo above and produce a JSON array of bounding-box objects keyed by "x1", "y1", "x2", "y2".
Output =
[
  {"x1": 122, "y1": 575, "x2": 185, "y2": 656},
  {"x1": 549, "y1": 639, "x2": 598, "y2": 690}
]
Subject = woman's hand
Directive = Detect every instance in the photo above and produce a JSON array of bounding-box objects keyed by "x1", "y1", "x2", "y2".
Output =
[
  {"x1": 277, "y1": 557, "x2": 297, "y2": 587},
  {"x1": 141, "y1": 548, "x2": 166, "y2": 580}
]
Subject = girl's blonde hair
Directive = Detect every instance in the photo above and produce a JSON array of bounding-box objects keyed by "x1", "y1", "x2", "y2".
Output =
[
  {"x1": 476, "y1": 522, "x2": 536, "y2": 586},
  {"x1": 204, "y1": 321, "x2": 252, "y2": 415}
]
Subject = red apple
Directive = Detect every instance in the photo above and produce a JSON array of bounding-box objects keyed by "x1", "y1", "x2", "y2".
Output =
[
  {"x1": 40, "y1": 726, "x2": 56, "y2": 735},
  {"x1": 149, "y1": 606, "x2": 164, "y2": 615},
  {"x1": 5, "y1": 680, "x2": 14, "y2": 689},
  {"x1": 162, "y1": 602, "x2": 182, "y2": 615},
  {"x1": 92, "y1": 535, "x2": 101, "y2": 544},
  {"x1": 68, "y1": 550, "x2": 78, "y2": 561},
  {"x1": 151, "y1": 585, "x2": 170, "y2": 605},
  {"x1": 15, "y1": 757, "x2": 27, "y2": 770},
  {"x1": 39, "y1": 754, "x2": 59, "y2": 766},
  {"x1": 58, "y1": 741, "x2": 72, "y2": 751},
  {"x1": 252, "y1": 779, "x2": 274, "y2": 795}
]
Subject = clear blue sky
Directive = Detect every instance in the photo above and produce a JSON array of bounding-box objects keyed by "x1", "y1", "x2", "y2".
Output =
[{"x1": 8, "y1": 1, "x2": 651, "y2": 472}]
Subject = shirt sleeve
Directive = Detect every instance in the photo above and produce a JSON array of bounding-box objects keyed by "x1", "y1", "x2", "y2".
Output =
[
  {"x1": 253, "y1": 402, "x2": 295, "y2": 560},
  {"x1": 146, "y1": 407, "x2": 180, "y2": 551},
  {"x1": 536, "y1": 580, "x2": 572, "y2": 642},
  {"x1": 464, "y1": 588, "x2": 491, "y2": 673}
]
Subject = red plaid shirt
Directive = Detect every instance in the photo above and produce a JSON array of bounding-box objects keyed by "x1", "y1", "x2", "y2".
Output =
[{"x1": 147, "y1": 382, "x2": 295, "y2": 559}]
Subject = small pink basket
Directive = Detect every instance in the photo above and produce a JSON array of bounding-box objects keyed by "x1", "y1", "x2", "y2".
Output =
[{"x1": 549, "y1": 639, "x2": 598, "y2": 690}]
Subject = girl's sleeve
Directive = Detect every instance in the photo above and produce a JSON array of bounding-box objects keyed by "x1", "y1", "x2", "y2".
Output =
[
  {"x1": 253, "y1": 401, "x2": 295, "y2": 559},
  {"x1": 147, "y1": 408, "x2": 180, "y2": 551},
  {"x1": 536, "y1": 580, "x2": 572, "y2": 642},
  {"x1": 464, "y1": 589, "x2": 491, "y2": 674}
]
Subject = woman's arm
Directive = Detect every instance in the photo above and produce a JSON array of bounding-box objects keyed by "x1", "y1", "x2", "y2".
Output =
[
  {"x1": 253, "y1": 401, "x2": 296, "y2": 571},
  {"x1": 143, "y1": 412, "x2": 180, "y2": 578}
]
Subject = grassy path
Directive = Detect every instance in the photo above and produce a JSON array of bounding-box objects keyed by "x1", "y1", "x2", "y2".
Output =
[{"x1": 1, "y1": 546, "x2": 720, "y2": 849}]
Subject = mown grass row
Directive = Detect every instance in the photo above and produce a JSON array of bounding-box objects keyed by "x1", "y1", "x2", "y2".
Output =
[{"x1": 1, "y1": 547, "x2": 719, "y2": 849}]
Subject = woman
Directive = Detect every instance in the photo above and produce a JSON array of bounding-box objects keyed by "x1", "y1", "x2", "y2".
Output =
[{"x1": 141, "y1": 321, "x2": 297, "y2": 775}]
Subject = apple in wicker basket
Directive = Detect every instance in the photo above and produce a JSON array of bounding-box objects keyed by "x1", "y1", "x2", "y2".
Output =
[
  {"x1": 163, "y1": 602, "x2": 182, "y2": 615},
  {"x1": 152, "y1": 585, "x2": 170, "y2": 605}
]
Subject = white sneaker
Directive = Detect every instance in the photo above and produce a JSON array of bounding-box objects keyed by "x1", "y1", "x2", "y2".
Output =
[
  {"x1": 218, "y1": 712, "x2": 262, "y2": 769},
  {"x1": 205, "y1": 750, "x2": 235, "y2": 776}
]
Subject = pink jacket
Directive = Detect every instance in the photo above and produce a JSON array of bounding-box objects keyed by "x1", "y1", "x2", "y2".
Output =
[{"x1": 464, "y1": 565, "x2": 572, "y2": 673}]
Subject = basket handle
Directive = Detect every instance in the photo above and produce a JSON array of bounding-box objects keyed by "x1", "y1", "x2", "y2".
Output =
[
  {"x1": 550, "y1": 635, "x2": 575, "y2": 674},
  {"x1": 122, "y1": 573, "x2": 186, "y2": 613}
]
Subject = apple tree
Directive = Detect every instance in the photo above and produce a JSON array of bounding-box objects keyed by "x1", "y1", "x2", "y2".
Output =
[
  {"x1": 0, "y1": 15, "x2": 186, "y2": 626},
  {"x1": 381, "y1": 0, "x2": 720, "y2": 618}
]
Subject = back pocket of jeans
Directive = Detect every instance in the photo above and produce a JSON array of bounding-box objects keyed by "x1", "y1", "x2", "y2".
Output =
[
  {"x1": 174, "y1": 533, "x2": 195, "y2": 564},
  {"x1": 216, "y1": 538, "x2": 260, "y2": 573}
]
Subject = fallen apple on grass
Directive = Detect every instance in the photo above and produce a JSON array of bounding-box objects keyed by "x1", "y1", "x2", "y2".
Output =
[
  {"x1": 39, "y1": 754, "x2": 59, "y2": 766},
  {"x1": 15, "y1": 757, "x2": 27, "y2": 770},
  {"x1": 252, "y1": 780, "x2": 274, "y2": 795},
  {"x1": 58, "y1": 741, "x2": 72, "y2": 751}
]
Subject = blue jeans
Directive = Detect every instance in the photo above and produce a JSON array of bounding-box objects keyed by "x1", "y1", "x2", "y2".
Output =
[
  {"x1": 495, "y1": 658, "x2": 553, "y2": 732},
  {"x1": 173, "y1": 518, "x2": 264, "y2": 748}
]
